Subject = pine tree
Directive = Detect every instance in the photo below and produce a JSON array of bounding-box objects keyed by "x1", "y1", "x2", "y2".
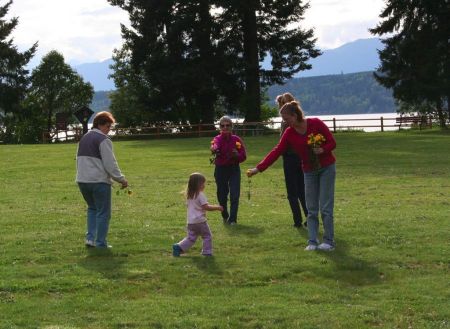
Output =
[
  {"x1": 371, "y1": 0, "x2": 450, "y2": 127},
  {"x1": 0, "y1": 0, "x2": 37, "y2": 141},
  {"x1": 216, "y1": 0, "x2": 320, "y2": 121},
  {"x1": 109, "y1": 0, "x2": 220, "y2": 124}
]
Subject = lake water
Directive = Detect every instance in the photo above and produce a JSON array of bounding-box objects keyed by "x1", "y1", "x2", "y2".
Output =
[
  {"x1": 249, "y1": 112, "x2": 400, "y2": 132},
  {"x1": 303, "y1": 112, "x2": 399, "y2": 132},
  {"x1": 59, "y1": 112, "x2": 401, "y2": 141}
]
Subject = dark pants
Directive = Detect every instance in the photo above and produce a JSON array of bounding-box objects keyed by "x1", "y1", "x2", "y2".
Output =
[
  {"x1": 214, "y1": 164, "x2": 241, "y2": 223},
  {"x1": 282, "y1": 153, "x2": 308, "y2": 226}
]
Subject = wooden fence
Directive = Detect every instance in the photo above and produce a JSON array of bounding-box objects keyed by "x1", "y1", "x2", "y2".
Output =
[{"x1": 43, "y1": 115, "x2": 432, "y2": 143}]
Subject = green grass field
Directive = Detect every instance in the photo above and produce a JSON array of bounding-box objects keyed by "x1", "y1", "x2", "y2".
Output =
[{"x1": 0, "y1": 130, "x2": 449, "y2": 328}]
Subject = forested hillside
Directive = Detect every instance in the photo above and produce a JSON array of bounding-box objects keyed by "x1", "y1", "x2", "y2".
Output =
[
  {"x1": 91, "y1": 71, "x2": 397, "y2": 116},
  {"x1": 267, "y1": 71, "x2": 396, "y2": 115}
]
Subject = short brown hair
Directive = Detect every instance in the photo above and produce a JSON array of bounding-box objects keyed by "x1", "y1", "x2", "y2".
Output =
[
  {"x1": 93, "y1": 111, "x2": 115, "y2": 129},
  {"x1": 280, "y1": 101, "x2": 305, "y2": 123}
]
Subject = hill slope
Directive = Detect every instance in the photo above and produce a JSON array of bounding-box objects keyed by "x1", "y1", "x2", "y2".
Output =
[{"x1": 267, "y1": 71, "x2": 395, "y2": 115}]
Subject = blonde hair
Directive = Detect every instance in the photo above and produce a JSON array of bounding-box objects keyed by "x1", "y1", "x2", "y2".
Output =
[
  {"x1": 276, "y1": 93, "x2": 295, "y2": 109},
  {"x1": 185, "y1": 173, "x2": 206, "y2": 200},
  {"x1": 93, "y1": 111, "x2": 115, "y2": 129},
  {"x1": 280, "y1": 101, "x2": 305, "y2": 123}
]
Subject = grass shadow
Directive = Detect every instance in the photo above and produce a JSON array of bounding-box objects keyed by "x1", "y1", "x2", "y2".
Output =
[
  {"x1": 315, "y1": 239, "x2": 382, "y2": 286},
  {"x1": 190, "y1": 255, "x2": 224, "y2": 276},
  {"x1": 223, "y1": 223, "x2": 265, "y2": 236},
  {"x1": 78, "y1": 247, "x2": 128, "y2": 279}
]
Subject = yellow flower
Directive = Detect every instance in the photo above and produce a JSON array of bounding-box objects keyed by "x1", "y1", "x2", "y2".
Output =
[{"x1": 236, "y1": 141, "x2": 241, "y2": 149}]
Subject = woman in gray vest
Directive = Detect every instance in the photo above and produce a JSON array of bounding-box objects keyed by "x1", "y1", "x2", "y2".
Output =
[{"x1": 76, "y1": 111, "x2": 128, "y2": 248}]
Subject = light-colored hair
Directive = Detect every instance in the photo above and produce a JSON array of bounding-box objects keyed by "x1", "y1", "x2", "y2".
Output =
[
  {"x1": 93, "y1": 111, "x2": 115, "y2": 129},
  {"x1": 276, "y1": 93, "x2": 295, "y2": 109},
  {"x1": 219, "y1": 116, "x2": 233, "y2": 127},
  {"x1": 185, "y1": 173, "x2": 206, "y2": 200},
  {"x1": 280, "y1": 101, "x2": 305, "y2": 123}
]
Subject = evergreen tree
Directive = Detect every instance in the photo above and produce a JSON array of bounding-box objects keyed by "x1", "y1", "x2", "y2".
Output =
[
  {"x1": 371, "y1": 0, "x2": 450, "y2": 127},
  {"x1": 216, "y1": 0, "x2": 320, "y2": 121},
  {"x1": 109, "y1": 0, "x2": 319, "y2": 124},
  {"x1": 28, "y1": 51, "x2": 94, "y2": 135},
  {"x1": 0, "y1": 0, "x2": 37, "y2": 142},
  {"x1": 109, "y1": 0, "x2": 220, "y2": 124}
]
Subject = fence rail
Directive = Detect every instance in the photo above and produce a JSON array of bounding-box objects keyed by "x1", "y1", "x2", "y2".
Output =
[{"x1": 43, "y1": 115, "x2": 432, "y2": 143}]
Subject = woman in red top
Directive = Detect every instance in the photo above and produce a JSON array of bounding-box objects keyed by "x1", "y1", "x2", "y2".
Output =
[
  {"x1": 247, "y1": 101, "x2": 337, "y2": 251},
  {"x1": 211, "y1": 116, "x2": 247, "y2": 225}
]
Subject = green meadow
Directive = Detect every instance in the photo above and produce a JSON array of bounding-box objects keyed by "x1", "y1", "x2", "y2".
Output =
[{"x1": 0, "y1": 130, "x2": 449, "y2": 329}]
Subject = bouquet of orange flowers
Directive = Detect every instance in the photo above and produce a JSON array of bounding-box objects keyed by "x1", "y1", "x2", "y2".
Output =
[
  {"x1": 210, "y1": 140, "x2": 219, "y2": 164},
  {"x1": 307, "y1": 133, "x2": 326, "y2": 171}
]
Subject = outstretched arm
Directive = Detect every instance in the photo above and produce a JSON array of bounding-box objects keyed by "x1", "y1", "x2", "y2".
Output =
[{"x1": 202, "y1": 204, "x2": 224, "y2": 212}]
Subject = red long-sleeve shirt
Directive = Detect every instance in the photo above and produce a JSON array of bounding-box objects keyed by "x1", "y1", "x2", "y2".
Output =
[
  {"x1": 257, "y1": 118, "x2": 336, "y2": 173},
  {"x1": 212, "y1": 133, "x2": 247, "y2": 166}
]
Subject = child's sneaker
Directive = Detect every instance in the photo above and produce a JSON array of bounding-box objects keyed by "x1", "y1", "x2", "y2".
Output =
[
  {"x1": 304, "y1": 244, "x2": 317, "y2": 251},
  {"x1": 172, "y1": 244, "x2": 182, "y2": 257},
  {"x1": 317, "y1": 243, "x2": 335, "y2": 251}
]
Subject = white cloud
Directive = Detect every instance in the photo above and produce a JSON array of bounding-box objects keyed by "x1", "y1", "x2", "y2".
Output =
[
  {"x1": 8, "y1": 0, "x2": 385, "y2": 65},
  {"x1": 9, "y1": 0, "x2": 129, "y2": 64},
  {"x1": 304, "y1": 0, "x2": 385, "y2": 49}
]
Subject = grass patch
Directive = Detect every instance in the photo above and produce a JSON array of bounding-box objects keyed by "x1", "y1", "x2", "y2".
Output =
[{"x1": 0, "y1": 130, "x2": 449, "y2": 328}]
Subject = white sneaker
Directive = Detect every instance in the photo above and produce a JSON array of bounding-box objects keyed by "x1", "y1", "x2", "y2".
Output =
[
  {"x1": 304, "y1": 244, "x2": 317, "y2": 251},
  {"x1": 317, "y1": 243, "x2": 335, "y2": 251},
  {"x1": 85, "y1": 239, "x2": 95, "y2": 247}
]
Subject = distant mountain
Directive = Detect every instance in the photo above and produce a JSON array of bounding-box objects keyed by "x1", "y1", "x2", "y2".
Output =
[
  {"x1": 76, "y1": 38, "x2": 384, "y2": 92},
  {"x1": 261, "y1": 38, "x2": 384, "y2": 78},
  {"x1": 300, "y1": 38, "x2": 383, "y2": 77},
  {"x1": 73, "y1": 59, "x2": 115, "y2": 91}
]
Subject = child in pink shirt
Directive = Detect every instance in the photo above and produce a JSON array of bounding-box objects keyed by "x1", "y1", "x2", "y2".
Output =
[{"x1": 173, "y1": 173, "x2": 223, "y2": 256}]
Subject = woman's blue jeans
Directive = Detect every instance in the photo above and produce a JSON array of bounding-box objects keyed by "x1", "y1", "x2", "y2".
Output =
[
  {"x1": 214, "y1": 164, "x2": 241, "y2": 223},
  {"x1": 304, "y1": 164, "x2": 336, "y2": 246},
  {"x1": 78, "y1": 183, "x2": 112, "y2": 247}
]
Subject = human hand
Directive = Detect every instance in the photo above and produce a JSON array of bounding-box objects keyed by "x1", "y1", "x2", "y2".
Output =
[
  {"x1": 121, "y1": 179, "x2": 129, "y2": 189},
  {"x1": 246, "y1": 168, "x2": 259, "y2": 177},
  {"x1": 218, "y1": 205, "x2": 224, "y2": 212},
  {"x1": 313, "y1": 147, "x2": 324, "y2": 155}
]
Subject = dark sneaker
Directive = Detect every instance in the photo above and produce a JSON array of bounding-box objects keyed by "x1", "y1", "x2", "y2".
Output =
[{"x1": 172, "y1": 244, "x2": 182, "y2": 257}]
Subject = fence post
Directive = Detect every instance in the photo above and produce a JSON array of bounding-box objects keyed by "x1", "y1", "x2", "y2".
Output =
[
  {"x1": 157, "y1": 126, "x2": 160, "y2": 138},
  {"x1": 198, "y1": 124, "x2": 201, "y2": 137},
  {"x1": 333, "y1": 118, "x2": 336, "y2": 133},
  {"x1": 381, "y1": 117, "x2": 384, "y2": 132}
]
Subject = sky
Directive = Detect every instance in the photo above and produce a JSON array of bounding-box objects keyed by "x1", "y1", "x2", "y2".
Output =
[{"x1": 8, "y1": 0, "x2": 386, "y2": 67}]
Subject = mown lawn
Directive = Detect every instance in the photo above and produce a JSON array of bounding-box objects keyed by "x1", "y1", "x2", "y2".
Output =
[{"x1": 0, "y1": 130, "x2": 449, "y2": 329}]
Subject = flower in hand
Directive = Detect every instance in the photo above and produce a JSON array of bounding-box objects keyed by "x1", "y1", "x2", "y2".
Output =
[{"x1": 246, "y1": 168, "x2": 258, "y2": 177}]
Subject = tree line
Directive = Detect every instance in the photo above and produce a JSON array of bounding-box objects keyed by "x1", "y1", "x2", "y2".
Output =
[
  {"x1": 0, "y1": 0, "x2": 448, "y2": 144},
  {"x1": 93, "y1": 71, "x2": 397, "y2": 116}
]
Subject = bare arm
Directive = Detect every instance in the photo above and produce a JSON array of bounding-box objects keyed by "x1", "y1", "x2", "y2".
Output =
[{"x1": 202, "y1": 204, "x2": 224, "y2": 212}]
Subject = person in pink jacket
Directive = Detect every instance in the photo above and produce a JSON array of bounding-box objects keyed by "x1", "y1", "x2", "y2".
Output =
[
  {"x1": 211, "y1": 116, "x2": 247, "y2": 225},
  {"x1": 247, "y1": 101, "x2": 337, "y2": 251}
]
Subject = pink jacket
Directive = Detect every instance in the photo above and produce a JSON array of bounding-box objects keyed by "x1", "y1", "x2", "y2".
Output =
[{"x1": 212, "y1": 133, "x2": 247, "y2": 166}]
